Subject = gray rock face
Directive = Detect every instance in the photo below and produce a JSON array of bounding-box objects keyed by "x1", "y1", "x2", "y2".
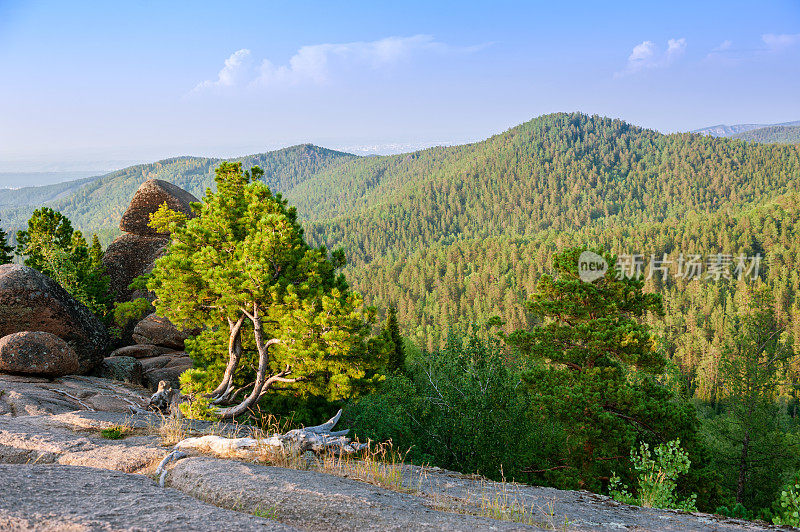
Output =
[
  {"x1": 102, "y1": 232, "x2": 167, "y2": 302},
  {"x1": 120, "y1": 179, "x2": 198, "y2": 236},
  {"x1": 0, "y1": 265, "x2": 107, "y2": 374},
  {"x1": 0, "y1": 374, "x2": 149, "y2": 417},
  {"x1": 0, "y1": 464, "x2": 297, "y2": 531},
  {"x1": 0, "y1": 331, "x2": 79, "y2": 377},
  {"x1": 0, "y1": 374, "x2": 780, "y2": 531},
  {"x1": 99, "y1": 356, "x2": 143, "y2": 385},
  {"x1": 140, "y1": 352, "x2": 192, "y2": 391},
  {"x1": 133, "y1": 313, "x2": 189, "y2": 350},
  {"x1": 109, "y1": 343, "x2": 173, "y2": 359}
]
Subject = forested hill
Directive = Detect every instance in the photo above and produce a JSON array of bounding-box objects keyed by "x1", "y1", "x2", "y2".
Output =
[
  {"x1": 302, "y1": 113, "x2": 800, "y2": 265},
  {"x1": 5, "y1": 113, "x2": 800, "y2": 368},
  {"x1": 0, "y1": 144, "x2": 356, "y2": 243},
  {"x1": 732, "y1": 124, "x2": 800, "y2": 144},
  {"x1": 4, "y1": 113, "x2": 799, "y2": 250}
]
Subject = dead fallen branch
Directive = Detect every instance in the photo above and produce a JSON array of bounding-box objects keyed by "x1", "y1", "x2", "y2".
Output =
[{"x1": 154, "y1": 409, "x2": 367, "y2": 487}]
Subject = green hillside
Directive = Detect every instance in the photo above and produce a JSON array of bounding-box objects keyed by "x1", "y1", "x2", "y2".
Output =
[
  {"x1": 4, "y1": 112, "x2": 800, "y2": 399},
  {"x1": 0, "y1": 144, "x2": 355, "y2": 243},
  {"x1": 733, "y1": 124, "x2": 800, "y2": 144}
]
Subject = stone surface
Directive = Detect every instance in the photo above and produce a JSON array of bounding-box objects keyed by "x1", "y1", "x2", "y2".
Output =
[
  {"x1": 109, "y1": 343, "x2": 173, "y2": 359},
  {"x1": 133, "y1": 313, "x2": 189, "y2": 350},
  {"x1": 120, "y1": 178, "x2": 198, "y2": 236},
  {"x1": 0, "y1": 374, "x2": 149, "y2": 417},
  {"x1": 0, "y1": 265, "x2": 107, "y2": 373},
  {"x1": 0, "y1": 464, "x2": 297, "y2": 531},
  {"x1": 99, "y1": 356, "x2": 143, "y2": 385},
  {"x1": 140, "y1": 352, "x2": 192, "y2": 391},
  {"x1": 0, "y1": 331, "x2": 79, "y2": 377},
  {"x1": 0, "y1": 374, "x2": 782, "y2": 531},
  {"x1": 102, "y1": 232, "x2": 168, "y2": 302}
]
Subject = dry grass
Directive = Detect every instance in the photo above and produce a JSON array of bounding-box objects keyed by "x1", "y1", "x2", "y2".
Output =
[
  {"x1": 151, "y1": 415, "x2": 188, "y2": 446},
  {"x1": 146, "y1": 414, "x2": 570, "y2": 528},
  {"x1": 252, "y1": 437, "x2": 412, "y2": 493},
  {"x1": 99, "y1": 417, "x2": 137, "y2": 440}
]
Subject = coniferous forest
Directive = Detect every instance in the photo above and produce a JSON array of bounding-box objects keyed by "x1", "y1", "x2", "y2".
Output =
[{"x1": 4, "y1": 112, "x2": 800, "y2": 522}]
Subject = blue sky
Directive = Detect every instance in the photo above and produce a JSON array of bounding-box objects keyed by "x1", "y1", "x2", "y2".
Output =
[{"x1": 0, "y1": 0, "x2": 798, "y2": 172}]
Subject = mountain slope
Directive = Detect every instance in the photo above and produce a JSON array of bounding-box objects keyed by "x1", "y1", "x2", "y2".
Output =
[
  {"x1": 304, "y1": 113, "x2": 800, "y2": 265},
  {"x1": 0, "y1": 145, "x2": 355, "y2": 243},
  {"x1": 4, "y1": 112, "x2": 800, "y2": 396},
  {"x1": 693, "y1": 120, "x2": 800, "y2": 138},
  {"x1": 732, "y1": 124, "x2": 800, "y2": 144},
  {"x1": 0, "y1": 175, "x2": 101, "y2": 209}
]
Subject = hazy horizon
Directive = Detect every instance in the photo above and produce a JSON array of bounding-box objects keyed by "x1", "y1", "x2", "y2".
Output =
[{"x1": 2, "y1": 0, "x2": 798, "y2": 175}]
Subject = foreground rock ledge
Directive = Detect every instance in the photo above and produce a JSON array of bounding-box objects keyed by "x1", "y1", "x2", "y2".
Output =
[
  {"x1": 0, "y1": 374, "x2": 786, "y2": 531},
  {"x1": 0, "y1": 464, "x2": 297, "y2": 531}
]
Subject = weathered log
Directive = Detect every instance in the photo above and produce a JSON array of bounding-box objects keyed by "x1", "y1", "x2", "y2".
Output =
[{"x1": 154, "y1": 409, "x2": 367, "y2": 487}]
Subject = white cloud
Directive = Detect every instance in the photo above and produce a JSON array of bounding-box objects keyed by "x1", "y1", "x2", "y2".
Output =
[
  {"x1": 192, "y1": 35, "x2": 486, "y2": 92},
  {"x1": 193, "y1": 49, "x2": 252, "y2": 92},
  {"x1": 713, "y1": 40, "x2": 733, "y2": 52},
  {"x1": 762, "y1": 33, "x2": 800, "y2": 51},
  {"x1": 616, "y1": 38, "x2": 687, "y2": 77}
]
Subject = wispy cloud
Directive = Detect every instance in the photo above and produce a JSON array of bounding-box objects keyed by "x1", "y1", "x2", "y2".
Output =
[
  {"x1": 192, "y1": 35, "x2": 488, "y2": 93},
  {"x1": 762, "y1": 33, "x2": 800, "y2": 51},
  {"x1": 192, "y1": 49, "x2": 252, "y2": 92},
  {"x1": 616, "y1": 38, "x2": 686, "y2": 77}
]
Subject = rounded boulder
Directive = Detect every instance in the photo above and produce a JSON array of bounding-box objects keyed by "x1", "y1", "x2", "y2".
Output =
[
  {"x1": 119, "y1": 179, "x2": 198, "y2": 236},
  {"x1": 132, "y1": 313, "x2": 189, "y2": 350},
  {"x1": 0, "y1": 265, "x2": 107, "y2": 374},
  {"x1": 101, "y1": 233, "x2": 168, "y2": 302},
  {"x1": 0, "y1": 331, "x2": 80, "y2": 377}
]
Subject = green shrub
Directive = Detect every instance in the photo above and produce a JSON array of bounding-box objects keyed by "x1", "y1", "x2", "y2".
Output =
[
  {"x1": 773, "y1": 476, "x2": 800, "y2": 527},
  {"x1": 610, "y1": 439, "x2": 697, "y2": 511}
]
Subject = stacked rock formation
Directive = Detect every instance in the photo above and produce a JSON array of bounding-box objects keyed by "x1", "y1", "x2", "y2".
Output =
[
  {"x1": 102, "y1": 179, "x2": 198, "y2": 303},
  {"x1": 0, "y1": 265, "x2": 108, "y2": 377},
  {"x1": 101, "y1": 179, "x2": 199, "y2": 391},
  {"x1": 106, "y1": 313, "x2": 193, "y2": 391}
]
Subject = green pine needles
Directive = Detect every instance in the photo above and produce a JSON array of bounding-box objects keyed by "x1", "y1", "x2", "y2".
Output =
[{"x1": 147, "y1": 162, "x2": 387, "y2": 420}]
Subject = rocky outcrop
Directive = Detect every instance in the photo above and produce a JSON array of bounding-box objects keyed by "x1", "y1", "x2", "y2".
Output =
[
  {"x1": 99, "y1": 356, "x2": 143, "y2": 385},
  {"x1": 0, "y1": 464, "x2": 295, "y2": 532},
  {"x1": 0, "y1": 374, "x2": 150, "y2": 417},
  {"x1": 119, "y1": 179, "x2": 198, "y2": 236},
  {"x1": 140, "y1": 352, "x2": 193, "y2": 390},
  {"x1": 102, "y1": 233, "x2": 168, "y2": 302},
  {"x1": 108, "y1": 343, "x2": 173, "y2": 359},
  {"x1": 0, "y1": 331, "x2": 79, "y2": 377},
  {"x1": 0, "y1": 375, "x2": 780, "y2": 532},
  {"x1": 133, "y1": 313, "x2": 189, "y2": 350},
  {"x1": 0, "y1": 264, "x2": 107, "y2": 374},
  {"x1": 103, "y1": 179, "x2": 198, "y2": 303}
]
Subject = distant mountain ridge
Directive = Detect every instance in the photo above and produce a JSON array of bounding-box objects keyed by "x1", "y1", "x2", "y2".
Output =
[
  {"x1": 731, "y1": 124, "x2": 800, "y2": 144},
  {"x1": 2, "y1": 112, "x2": 800, "y2": 350},
  {"x1": 693, "y1": 120, "x2": 800, "y2": 138}
]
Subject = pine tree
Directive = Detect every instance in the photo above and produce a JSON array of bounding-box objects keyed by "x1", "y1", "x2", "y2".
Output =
[
  {"x1": 148, "y1": 162, "x2": 387, "y2": 420},
  {"x1": 385, "y1": 305, "x2": 405, "y2": 372},
  {"x1": 506, "y1": 247, "x2": 713, "y2": 504},
  {"x1": 0, "y1": 218, "x2": 13, "y2": 264}
]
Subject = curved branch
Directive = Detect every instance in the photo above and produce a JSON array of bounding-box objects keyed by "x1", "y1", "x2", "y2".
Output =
[
  {"x1": 210, "y1": 314, "x2": 246, "y2": 399},
  {"x1": 217, "y1": 303, "x2": 280, "y2": 419}
]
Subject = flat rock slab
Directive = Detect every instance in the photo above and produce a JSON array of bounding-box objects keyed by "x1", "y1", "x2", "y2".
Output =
[
  {"x1": 404, "y1": 465, "x2": 779, "y2": 531},
  {"x1": 0, "y1": 374, "x2": 785, "y2": 531},
  {"x1": 0, "y1": 464, "x2": 296, "y2": 531},
  {"x1": 169, "y1": 457, "x2": 544, "y2": 531},
  {"x1": 0, "y1": 374, "x2": 150, "y2": 417}
]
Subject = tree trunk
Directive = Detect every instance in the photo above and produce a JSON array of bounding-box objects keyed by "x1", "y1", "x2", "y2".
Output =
[
  {"x1": 736, "y1": 401, "x2": 754, "y2": 504},
  {"x1": 210, "y1": 314, "x2": 245, "y2": 400},
  {"x1": 216, "y1": 303, "x2": 279, "y2": 419}
]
